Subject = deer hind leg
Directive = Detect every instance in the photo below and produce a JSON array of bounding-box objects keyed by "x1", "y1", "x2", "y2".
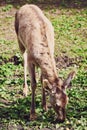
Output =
[
  {"x1": 28, "y1": 63, "x2": 37, "y2": 120},
  {"x1": 41, "y1": 74, "x2": 47, "y2": 111},
  {"x1": 18, "y1": 39, "x2": 28, "y2": 96},
  {"x1": 23, "y1": 51, "x2": 28, "y2": 97}
]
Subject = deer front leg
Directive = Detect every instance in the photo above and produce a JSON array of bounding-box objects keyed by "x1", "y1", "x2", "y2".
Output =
[
  {"x1": 42, "y1": 87, "x2": 48, "y2": 111},
  {"x1": 28, "y1": 63, "x2": 37, "y2": 120},
  {"x1": 41, "y1": 75, "x2": 47, "y2": 111}
]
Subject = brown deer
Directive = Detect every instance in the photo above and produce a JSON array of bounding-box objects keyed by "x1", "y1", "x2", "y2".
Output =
[{"x1": 15, "y1": 4, "x2": 75, "y2": 122}]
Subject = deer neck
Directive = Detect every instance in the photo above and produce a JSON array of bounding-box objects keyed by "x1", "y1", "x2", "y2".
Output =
[{"x1": 40, "y1": 56, "x2": 58, "y2": 83}]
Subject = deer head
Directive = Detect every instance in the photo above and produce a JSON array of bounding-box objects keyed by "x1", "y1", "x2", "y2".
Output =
[{"x1": 43, "y1": 71, "x2": 75, "y2": 122}]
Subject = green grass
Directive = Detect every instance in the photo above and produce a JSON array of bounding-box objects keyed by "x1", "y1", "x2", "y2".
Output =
[{"x1": 0, "y1": 3, "x2": 87, "y2": 130}]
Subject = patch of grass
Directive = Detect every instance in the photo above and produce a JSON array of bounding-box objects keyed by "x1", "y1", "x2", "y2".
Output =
[
  {"x1": 2, "y1": 4, "x2": 13, "y2": 12},
  {"x1": 48, "y1": 8, "x2": 87, "y2": 59}
]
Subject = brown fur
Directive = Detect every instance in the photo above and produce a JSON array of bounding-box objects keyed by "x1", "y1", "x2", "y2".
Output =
[{"x1": 15, "y1": 4, "x2": 75, "y2": 122}]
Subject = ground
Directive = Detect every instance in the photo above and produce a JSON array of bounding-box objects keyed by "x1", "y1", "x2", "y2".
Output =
[{"x1": 0, "y1": 1, "x2": 87, "y2": 130}]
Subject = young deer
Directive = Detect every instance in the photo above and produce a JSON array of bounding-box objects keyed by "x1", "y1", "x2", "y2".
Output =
[{"x1": 15, "y1": 4, "x2": 75, "y2": 122}]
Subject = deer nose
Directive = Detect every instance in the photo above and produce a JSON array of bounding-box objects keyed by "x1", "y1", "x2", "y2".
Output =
[
  {"x1": 56, "y1": 117, "x2": 65, "y2": 123},
  {"x1": 56, "y1": 112, "x2": 66, "y2": 123}
]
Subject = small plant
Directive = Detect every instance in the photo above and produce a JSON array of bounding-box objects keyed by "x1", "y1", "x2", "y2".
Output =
[{"x1": 2, "y1": 4, "x2": 13, "y2": 12}]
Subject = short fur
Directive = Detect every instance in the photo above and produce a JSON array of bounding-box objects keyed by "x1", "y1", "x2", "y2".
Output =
[{"x1": 15, "y1": 4, "x2": 75, "y2": 122}]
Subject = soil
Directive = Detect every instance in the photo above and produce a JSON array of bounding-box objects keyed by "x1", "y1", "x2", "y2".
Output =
[
  {"x1": 55, "y1": 55, "x2": 82, "y2": 69},
  {"x1": 0, "y1": 0, "x2": 87, "y2": 8}
]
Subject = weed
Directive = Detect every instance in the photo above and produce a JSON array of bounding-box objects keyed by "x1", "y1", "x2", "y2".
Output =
[{"x1": 2, "y1": 4, "x2": 13, "y2": 12}]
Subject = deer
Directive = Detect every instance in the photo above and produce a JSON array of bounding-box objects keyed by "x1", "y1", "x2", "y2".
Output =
[{"x1": 15, "y1": 4, "x2": 75, "y2": 122}]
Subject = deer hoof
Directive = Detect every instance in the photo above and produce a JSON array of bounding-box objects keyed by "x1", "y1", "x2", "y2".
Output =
[
  {"x1": 43, "y1": 105, "x2": 48, "y2": 111},
  {"x1": 23, "y1": 84, "x2": 28, "y2": 97}
]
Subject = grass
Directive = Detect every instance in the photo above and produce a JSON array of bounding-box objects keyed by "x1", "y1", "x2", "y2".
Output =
[{"x1": 0, "y1": 2, "x2": 87, "y2": 130}]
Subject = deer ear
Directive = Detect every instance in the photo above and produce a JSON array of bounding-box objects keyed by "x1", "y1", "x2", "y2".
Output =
[
  {"x1": 43, "y1": 79, "x2": 52, "y2": 91},
  {"x1": 62, "y1": 71, "x2": 76, "y2": 91}
]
